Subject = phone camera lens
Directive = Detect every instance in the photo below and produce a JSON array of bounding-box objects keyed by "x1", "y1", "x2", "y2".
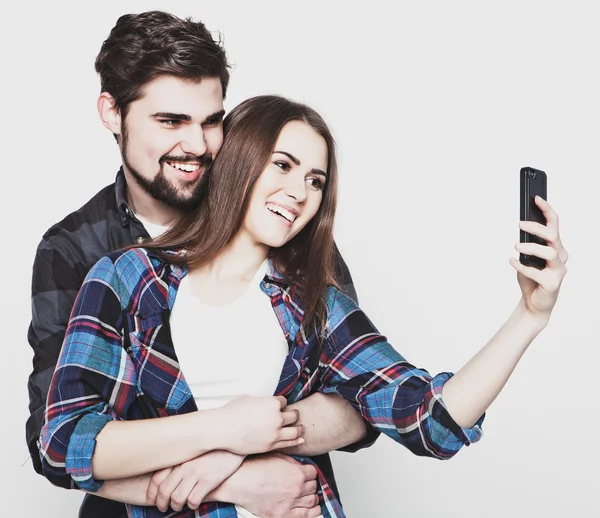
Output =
[{"x1": 528, "y1": 170, "x2": 536, "y2": 179}]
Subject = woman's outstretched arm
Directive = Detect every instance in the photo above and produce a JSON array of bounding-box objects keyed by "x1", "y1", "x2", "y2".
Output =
[
  {"x1": 317, "y1": 196, "x2": 566, "y2": 458},
  {"x1": 441, "y1": 196, "x2": 568, "y2": 427}
]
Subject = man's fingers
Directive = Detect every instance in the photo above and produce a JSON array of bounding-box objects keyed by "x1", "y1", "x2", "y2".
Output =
[
  {"x1": 302, "y1": 463, "x2": 318, "y2": 481},
  {"x1": 293, "y1": 494, "x2": 320, "y2": 509},
  {"x1": 302, "y1": 479, "x2": 318, "y2": 495},
  {"x1": 276, "y1": 395, "x2": 289, "y2": 409},
  {"x1": 291, "y1": 505, "x2": 323, "y2": 518}
]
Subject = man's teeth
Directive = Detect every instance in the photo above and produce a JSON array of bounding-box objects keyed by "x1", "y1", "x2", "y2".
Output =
[
  {"x1": 169, "y1": 162, "x2": 200, "y2": 172},
  {"x1": 266, "y1": 203, "x2": 296, "y2": 223}
]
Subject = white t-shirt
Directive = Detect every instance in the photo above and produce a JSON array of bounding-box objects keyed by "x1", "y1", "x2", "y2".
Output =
[
  {"x1": 170, "y1": 260, "x2": 289, "y2": 518},
  {"x1": 135, "y1": 213, "x2": 168, "y2": 239}
]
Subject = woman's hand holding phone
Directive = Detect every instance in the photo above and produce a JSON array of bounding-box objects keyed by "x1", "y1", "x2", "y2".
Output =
[{"x1": 510, "y1": 196, "x2": 568, "y2": 325}]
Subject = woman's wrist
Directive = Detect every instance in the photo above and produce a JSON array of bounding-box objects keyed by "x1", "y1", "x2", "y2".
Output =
[
  {"x1": 194, "y1": 407, "x2": 230, "y2": 453},
  {"x1": 513, "y1": 298, "x2": 550, "y2": 336}
]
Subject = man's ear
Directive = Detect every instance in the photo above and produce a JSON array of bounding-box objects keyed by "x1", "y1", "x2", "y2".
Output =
[{"x1": 97, "y1": 92, "x2": 122, "y2": 135}]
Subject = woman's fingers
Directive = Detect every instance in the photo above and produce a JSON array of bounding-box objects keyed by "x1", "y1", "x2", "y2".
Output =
[
  {"x1": 272, "y1": 435, "x2": 305, "y2": 450},
  {"x1": 522, "y1": 197, "x2": 569, "y2": 263},
  {"x1": 519, "y1": 220, "x2": 556, "y2": 244},
  {"x1": 186, "y1": 481, "x2": 209, "y2": 510},
  {"x1": 509, "y1": 257, "x2": 545, "y2": 285},
  {"x1": 515, "y1": 243, "x2": 560, "y2": 265},
  {"x1": 279, "y1": 423, "x2": 304, "y2": 441},
  {"x1": 509, "y1": 257, "x2": 565, "y2": 292},
  {"x1": 147, "y1": 467, "x2": 173, "y2": 506},
  {"x1": 534, "y1": 195, "x2": 559, "y2": 227},
  {"x1": 282, "y1": 408, "x2": 300, "y2": 426},
  {"x1": 155, "y1": 470, "x2": 183, "y2": 512},
  {"x1": 169, "y1": 477, "x2": 198, "y2": 512}
]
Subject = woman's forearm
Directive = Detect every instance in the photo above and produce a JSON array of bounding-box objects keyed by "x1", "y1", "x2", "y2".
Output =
[
  {"x1": 442, "y1": 299, "x2": 547, "y2": 428},
  {"x1": 95, "y1": 474, "x2": 153, "y2": 505},
  {"x1": 93, "y1": 410, "x2": 223, "y2": 480}
]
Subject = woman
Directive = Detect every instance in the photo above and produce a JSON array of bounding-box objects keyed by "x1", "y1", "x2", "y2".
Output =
[{"x1": 40, "y1": 95, "x2": 568, "y2": 518}]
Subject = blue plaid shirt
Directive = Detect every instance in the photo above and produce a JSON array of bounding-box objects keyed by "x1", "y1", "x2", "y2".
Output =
[{"x1": 40, "y1": 248, "x2": 484, "y2": 517}]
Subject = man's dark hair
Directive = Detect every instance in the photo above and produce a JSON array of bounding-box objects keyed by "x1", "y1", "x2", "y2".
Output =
[{"x1": 95, "y1": 10, "x2": 230, "y2": 116}]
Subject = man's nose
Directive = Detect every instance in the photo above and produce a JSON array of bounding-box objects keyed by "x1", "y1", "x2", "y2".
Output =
[{"x1": 180, "y1": 125, "x2": 207, "y2": 157}]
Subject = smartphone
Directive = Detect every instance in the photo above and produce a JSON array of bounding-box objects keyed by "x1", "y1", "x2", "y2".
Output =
[{"x1": 520, "y1": 166, "x2": 547, "y2": 269}]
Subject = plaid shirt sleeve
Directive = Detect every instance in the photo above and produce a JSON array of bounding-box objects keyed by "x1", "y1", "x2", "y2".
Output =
[
  {"x1": 39, "y1": 255, "x2": 137, "y2": 492},
  {"x1": 318, "y1": 287, "x2": 484, "y2": 459}
]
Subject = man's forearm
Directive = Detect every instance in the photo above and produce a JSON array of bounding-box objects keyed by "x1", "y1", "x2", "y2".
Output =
[{"x1": 280, "y1": 392, "x2": 367, "y2": 456}]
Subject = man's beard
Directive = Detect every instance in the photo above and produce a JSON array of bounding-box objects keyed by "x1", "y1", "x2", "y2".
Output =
[{"x1": 121, "y1": 128, "x2": 213, "y2": 212}]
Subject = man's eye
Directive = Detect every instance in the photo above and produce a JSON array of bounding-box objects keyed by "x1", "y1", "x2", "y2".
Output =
[
  {"x1": 160, "y1": 119, "x2": 180, "y2": 127},
  {"x1": 203, "y1": 119, "x2": 222, "y2": 128}
]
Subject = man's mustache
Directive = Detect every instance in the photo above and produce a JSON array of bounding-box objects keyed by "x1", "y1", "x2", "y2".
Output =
[{"x1": 161, "y1": 154, "x2": 213, "y2": 168}]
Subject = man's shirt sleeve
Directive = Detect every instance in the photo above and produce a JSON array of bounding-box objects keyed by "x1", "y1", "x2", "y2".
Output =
[
  {"x1": 26, "y1": 237, "x2": 85, "y2": 475},
  {"x1": 39, "y1": 256, "x2": 137, "y2": 492},
  {"x1": 318, "y1": 287, "x2": 484, "y2": 460}
]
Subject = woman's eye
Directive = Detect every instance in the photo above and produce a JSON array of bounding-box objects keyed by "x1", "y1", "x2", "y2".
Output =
[
  {"x1": 307, "y1": 177, "x2": 325, "y2": 190},
  {"x1": 275, "y1": 161, "x2": 291, "y2": 172}
]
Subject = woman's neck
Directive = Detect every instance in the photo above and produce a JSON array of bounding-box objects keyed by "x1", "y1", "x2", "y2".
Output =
[
  {"x1": 187, "y1": 232, "x2": 270, "y2": 306},
  {"x1": 200, "y1": 231, "x2": 269, "y2": 281}
]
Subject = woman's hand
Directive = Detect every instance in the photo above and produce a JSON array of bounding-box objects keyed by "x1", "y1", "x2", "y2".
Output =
[
  {"x1": 218, "y1": 395, "x2": 305, "y2": 454},
  {"x1": 147, "y1": 451, "x2": 244, "y2": 512},
  {"x1": 510, "y1": 196, "x2": 568, "y2": 323}
]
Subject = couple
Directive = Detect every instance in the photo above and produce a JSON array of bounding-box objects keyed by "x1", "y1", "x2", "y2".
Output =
[{"x1": 28, "y1": 10, "x2": 568, "y2": 518}]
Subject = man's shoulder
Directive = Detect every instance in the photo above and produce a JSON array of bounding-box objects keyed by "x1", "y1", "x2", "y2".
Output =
[{"x1": 43, "y1": 181, "x2": 118, "y2": 242}]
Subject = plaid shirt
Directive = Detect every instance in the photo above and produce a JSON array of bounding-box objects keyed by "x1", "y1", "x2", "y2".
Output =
[
  {"x1": 28, "y1": 169, "x2": 360, "y2": 518},
  {"x1": 40, "y1": 248, "x2": 484, "y2": 517}
]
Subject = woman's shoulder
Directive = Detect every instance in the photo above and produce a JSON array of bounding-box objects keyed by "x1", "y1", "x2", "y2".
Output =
[
  {"x1": 86, "y1": 248, "x2": 164, "y2": 292},
  {"x1": 91, "y1": 247, "x2": 154, "y2": 275},
  {"x1": 325, "y1": 285, "x2": 360, "y2": 318}
]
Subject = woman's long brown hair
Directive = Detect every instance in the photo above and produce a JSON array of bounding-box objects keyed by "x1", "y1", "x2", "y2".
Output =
[{"x1": 145, "y1": 95, "x2": 339, "y2": 334}]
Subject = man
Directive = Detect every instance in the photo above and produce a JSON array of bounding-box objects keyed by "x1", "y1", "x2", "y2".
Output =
[{"x1": 26, "y1": 10, "x2": 376, "y2": 518}]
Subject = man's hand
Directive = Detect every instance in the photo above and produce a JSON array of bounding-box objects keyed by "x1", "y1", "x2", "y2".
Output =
[
  {"x1": 210, "y1": 452, "x2": 321, "y2": 518},
  {"x1": 147, "y1": 450, "x2": 244, "y2": 512}
]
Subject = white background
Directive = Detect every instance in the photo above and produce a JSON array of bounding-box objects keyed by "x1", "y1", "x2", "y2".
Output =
[{"x1": 2, "y1": 1, "x2": 598, "y2": 516}]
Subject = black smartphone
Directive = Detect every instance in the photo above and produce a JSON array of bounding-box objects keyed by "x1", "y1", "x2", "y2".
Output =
[{"x1": 520, "y1": 166, "x2": 547, "y2": 269}]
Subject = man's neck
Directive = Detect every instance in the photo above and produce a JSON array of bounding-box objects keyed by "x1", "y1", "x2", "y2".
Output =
[{"x1": 124, "y1": 171, "x2": 181, "y2": 228}]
